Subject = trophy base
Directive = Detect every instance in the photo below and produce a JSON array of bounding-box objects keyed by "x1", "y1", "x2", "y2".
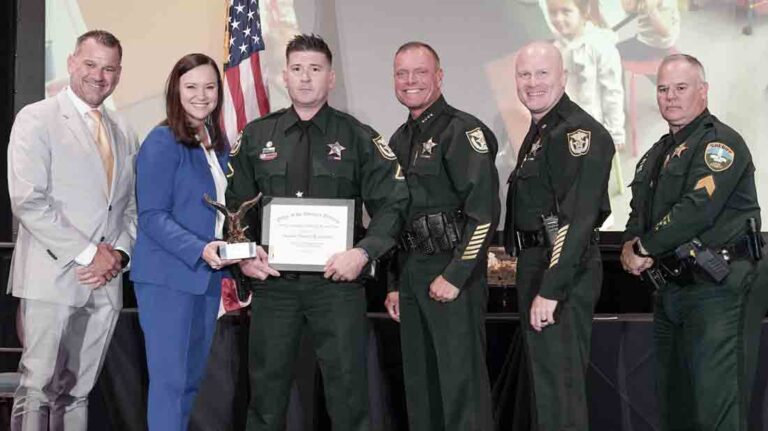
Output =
[{"x1": 218, "y1": 242, "x2": 258, "y2": 260}]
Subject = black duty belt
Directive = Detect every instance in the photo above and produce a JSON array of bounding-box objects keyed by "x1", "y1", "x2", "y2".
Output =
[
  {"x1": 400, "y1": 210, "x2": 463, "y2": 255},
  {"x1": 651, "y1": 236, "x2": 757, "y2": 287},
  {"x1": 719, "y1": 236, "x2": 754, "y2": 263},
  {"x1": 514, "y1": 229, "x2": 599, "y2": 251}
]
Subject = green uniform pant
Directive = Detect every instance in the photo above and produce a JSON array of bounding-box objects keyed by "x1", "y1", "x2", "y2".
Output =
[
  {"x1": 399, "y1": 252, "x2": 493, "y2": 431},
  {"x1": 654, "y1": 258, "x2": 765, "y2": 431},
  {"x1": 516, "y1": 244, "x2": 602, "y2": 431},
  {"x1": 246, "y1": 275, "x2": 369, "y2": 431}
]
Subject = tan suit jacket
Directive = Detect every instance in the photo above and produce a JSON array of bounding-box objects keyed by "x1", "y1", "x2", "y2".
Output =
[{"x1": 7, "y1": 91, "x2": 138, "y2": 309}]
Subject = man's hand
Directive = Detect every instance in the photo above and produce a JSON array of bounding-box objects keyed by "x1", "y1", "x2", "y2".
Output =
[
  {"x1": 429, "y1": 275, "x2": 460, "y2": 303},
  {"x1": 620, "y1": 237, "x2": 654, "y2": 276},
  {"x1": 75, "y1": 266, "x2": 107, "y2": 289},
  {"x1": 239, "y1": 246, "x2": 280, "y2": 280},
  {"x1": 530, "y1": 295, "x2": 558, "y2": 332},
  {"x1": 76, "y1": 243, "x2": 121, "y2": 289},
  {"x1": 324, "y1": 248, "x2": 369, "y2": 282},
  {"x1": 385, "y1": 291, "x2": 400, "y2": 322}
]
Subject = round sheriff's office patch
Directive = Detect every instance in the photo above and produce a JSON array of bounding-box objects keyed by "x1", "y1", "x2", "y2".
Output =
[
  {"x1": 465, "y1": 127, "x2": 488, "y2": 153},
  {"x1": 373, "y1": 135, "x2": 396, "y2": 160},
  {"x1": 567, "y1": 129, "x2": 591, "y2": 157},
  {"x1": 704, "y1": 142, "x2": 734, "y2": 172}
]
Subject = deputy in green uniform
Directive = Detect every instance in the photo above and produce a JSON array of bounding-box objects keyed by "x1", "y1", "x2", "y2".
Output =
[
  {"x1": 621, "y1": 54, "x2": 766, "y2": 430},
  {"x1": 227, "y1": 34, "x2": 407, "y2": 431},
  {"x1": 503, "y1": 41, "x2": 614, "y2": 431},
  {"x1": 382, "y1": 41, "x2": 499, "y2": 431}
]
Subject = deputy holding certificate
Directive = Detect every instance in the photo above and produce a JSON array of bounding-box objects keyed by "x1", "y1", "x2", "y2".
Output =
[{"x1": 226, "y1": 34, "x2": 407, "y2": 431}]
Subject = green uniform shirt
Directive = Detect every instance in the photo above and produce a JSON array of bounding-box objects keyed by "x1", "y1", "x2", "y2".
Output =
[
  {"x1": 389, "y1": 95, "x2": 501, "y2": 289},
  {"x1": 504, "y1": 94, "x2": 615, "y2": 301},
  {"x1": 624, "y1": 109, "x2": 761, "y2": 255},
  {"x1": 226, "y1": 104, "x2": 408, "y2": 260}
]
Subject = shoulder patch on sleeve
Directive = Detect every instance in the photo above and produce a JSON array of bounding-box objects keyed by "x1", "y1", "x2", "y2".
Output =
[
  {"x1": 704, "y1": 142, "x2": 734, "y2": 172},
  {"x1": 567, "y1": 129, "x2": 591, "y2": 157},
  {"x1": 372, "y1": 135, "x2": 396, "y2": 161},
  {"x1": 230, "y1": 131, "x2": 243, "y2": 156},
  {"x1": 465, "y1": 127, "x2": 488, "y2": 153}
]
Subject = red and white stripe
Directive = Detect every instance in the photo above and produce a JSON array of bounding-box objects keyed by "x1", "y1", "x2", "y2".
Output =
[{"x1": 221, "y1": 53, "x2": 270, "y2": 148}]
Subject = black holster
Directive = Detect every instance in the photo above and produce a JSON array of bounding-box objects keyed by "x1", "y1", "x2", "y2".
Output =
[{"x1": 400, "y1": 210, "x2": 463, "y2": 255}]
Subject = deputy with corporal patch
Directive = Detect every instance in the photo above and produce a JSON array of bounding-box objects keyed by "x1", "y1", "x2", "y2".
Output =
[
  {"x1": 502, "y1": 41, "x2": 614, "y2": 431},
  {"x1": 383, "y1": 41, "x2": 499, "y2": 430},
  {"x1": 621, "y1": 54, "x2": 766, "y2": 430}
]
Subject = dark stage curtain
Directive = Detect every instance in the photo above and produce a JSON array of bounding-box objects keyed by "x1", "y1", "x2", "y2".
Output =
[{"x1": 86, "y1": 311, "x2": 768, "y2": 431}]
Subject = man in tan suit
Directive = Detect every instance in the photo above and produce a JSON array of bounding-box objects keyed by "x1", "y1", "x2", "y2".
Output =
[{"x1": 6, "y1": 30, "x2": 137, "y2": 430}]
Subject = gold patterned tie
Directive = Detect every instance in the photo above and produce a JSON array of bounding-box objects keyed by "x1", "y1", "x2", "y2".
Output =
[{"x1": 87, "y1": 110, "x2": 114, "y2": 194}]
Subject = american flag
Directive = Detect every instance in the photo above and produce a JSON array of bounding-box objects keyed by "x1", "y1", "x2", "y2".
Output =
[
  {"x1": 219, "y1": 0, "x2": 270, "y2": 318},
  {"x1": 221, "y1": 0, "x2": 270, "y2": 149}
]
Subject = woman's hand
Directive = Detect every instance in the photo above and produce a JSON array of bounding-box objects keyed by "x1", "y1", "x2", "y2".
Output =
[{"x1": 202, "y1": 240, "x2": 240, "y2": 270}]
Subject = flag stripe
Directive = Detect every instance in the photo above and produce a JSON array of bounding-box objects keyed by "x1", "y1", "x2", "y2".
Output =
[
  {"x1": 225, "y1": 66, "x2": 247, "y2": 132},
  {"x1": 250, "y1": 54, "x2": 270, "y2": 115},
  {"x1": 221, "y1": 74, "x2": 239, "y2": 146},
  {"x1": 219, "y1": 0, "x2": 270, "y2": 317}
]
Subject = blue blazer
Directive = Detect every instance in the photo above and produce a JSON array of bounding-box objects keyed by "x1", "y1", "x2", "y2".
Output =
[{"x1": 131, "y1": 126, "x2": 230, "y2": 295}]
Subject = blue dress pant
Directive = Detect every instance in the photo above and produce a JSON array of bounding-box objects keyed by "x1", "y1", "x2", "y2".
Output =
[{"x1": 135, "y1": 279, "x2": 220, "y2": 431}]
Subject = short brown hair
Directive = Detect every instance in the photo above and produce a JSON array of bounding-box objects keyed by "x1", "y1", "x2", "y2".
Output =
[
  {"x1": 395, "y1": 41, "x2": 441, "y2": 66},
  {"x1": 75, "y1": 30, "x2": 123, "y2": 60},
  {"x1": 286, "y1": 34, "x2": 333, "y2": 65},
  {"x1": 163, "y1": 53, "x2": 225, "y2": 152}
]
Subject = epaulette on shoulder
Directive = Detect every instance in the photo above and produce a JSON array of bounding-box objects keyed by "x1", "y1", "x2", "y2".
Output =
[
  {"x1": 242, "y1": 108, "x2": 287, "y2": 132},
  {"x1": 260, "y1": 108, "x2": 289, "y2": 121},
  {"x1": 329, "y1": 107, "x2": 377, "y2": 136},
  {"x1": 709, "y1": 119, "x2": 745, "y2": 146},
  {"x1": 450, "y1": 108, "x2": 485, "y2": 130}
]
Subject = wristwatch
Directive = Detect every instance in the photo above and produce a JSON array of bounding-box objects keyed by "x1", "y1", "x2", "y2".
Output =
[{"x1": 117, "y1": 250, "x2": 130, "y2": 269}]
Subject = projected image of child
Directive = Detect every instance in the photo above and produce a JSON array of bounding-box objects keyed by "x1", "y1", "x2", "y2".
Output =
[
  {"x1": 547, "y1": 0, "x2": 625, "y2": 149},
  {"x1": 617, "y1": 0, "x2": 681, "y2": 61}
]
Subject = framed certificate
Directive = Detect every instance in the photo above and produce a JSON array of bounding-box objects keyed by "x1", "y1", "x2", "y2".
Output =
[{"x1": 261, "y1": 197, "x2": 355, "y2": 272}]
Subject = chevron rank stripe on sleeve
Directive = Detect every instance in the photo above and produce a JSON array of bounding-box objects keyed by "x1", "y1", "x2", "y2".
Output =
[
  {"x1": 462, "y1": 223, "x2": 491, "y2": 260},
  {"x1": 548, "y1": 224, "x2": 570, "y2": 268}
]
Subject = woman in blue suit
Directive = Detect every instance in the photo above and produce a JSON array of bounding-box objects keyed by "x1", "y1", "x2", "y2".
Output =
[{"x1": 131, "y1": 53, "x2": 237, "y2": 430}]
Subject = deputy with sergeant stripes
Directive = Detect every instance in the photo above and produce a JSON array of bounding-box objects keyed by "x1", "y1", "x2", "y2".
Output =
[
  {"x1": 621, "y1": 53, "x2": 768, "y2": 430},
  {"x1": 503, "y1": 41, "x2": 615, "y2": 431}
]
